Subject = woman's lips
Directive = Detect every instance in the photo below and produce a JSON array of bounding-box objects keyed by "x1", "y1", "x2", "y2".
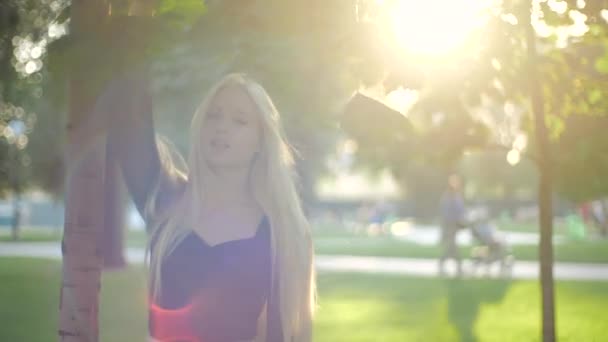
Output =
[{"x1": 210, "y1": 139, "x2": 230, "y2": 150}]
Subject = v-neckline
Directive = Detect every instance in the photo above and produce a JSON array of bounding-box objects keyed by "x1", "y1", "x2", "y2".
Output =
[{"x1": 189, "y1": 215, "x2": 268, "y2": 249}]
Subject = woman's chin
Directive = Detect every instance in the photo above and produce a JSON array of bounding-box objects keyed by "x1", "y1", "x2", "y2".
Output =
[{"x1": 205, "y1": 158, "x2": 250, "y2": 171}]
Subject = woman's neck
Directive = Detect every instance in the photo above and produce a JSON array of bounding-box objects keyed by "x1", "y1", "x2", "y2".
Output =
[{"x1": 204, "y1": 166, "x2": 255, "y2": 209}]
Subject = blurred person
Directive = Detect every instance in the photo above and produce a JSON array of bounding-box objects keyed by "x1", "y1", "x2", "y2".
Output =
[
  {"x1": 438, "y1": 174, "x2": 466, "y2": 277},
  {"x1": 579, "y1": 201, "x2": 593, "y2": 229},
  {"x1": 107, "y1": 72, "x2": 315, "y2": 342},
  {"x1": 591, "y1": 200, "x2": 607, "y2": 237}
]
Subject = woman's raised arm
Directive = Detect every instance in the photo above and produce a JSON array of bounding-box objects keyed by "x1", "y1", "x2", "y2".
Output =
[{"x1": 104, "y1": 70, "x2": 186, "y2": 224}]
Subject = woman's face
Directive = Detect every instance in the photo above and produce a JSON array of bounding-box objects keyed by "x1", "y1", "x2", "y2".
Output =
[{"x1": 201, "y1": 85, "x2": 262, "y2": 170}]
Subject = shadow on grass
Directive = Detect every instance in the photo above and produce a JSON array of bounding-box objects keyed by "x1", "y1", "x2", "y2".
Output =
[{"x1": 445, "y1": 278, "x2": 511, "y2": 342}]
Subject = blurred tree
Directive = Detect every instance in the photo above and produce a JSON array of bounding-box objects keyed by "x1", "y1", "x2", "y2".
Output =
[
  {"x1": 458, "y1": 150, "x2": 538, "y2": 202},
  {"x1": 553, "y1": 114, "x2": 608, "y2": 202},
  {"x1": 0, "y1": 0, "x2": 67, "y2": 238},
  {"x1": 339, "y1": 1, "x2": 608, "y2": 340},
  {"x1": 342, "y1": 0, "x2": 608, "y2": 202}
]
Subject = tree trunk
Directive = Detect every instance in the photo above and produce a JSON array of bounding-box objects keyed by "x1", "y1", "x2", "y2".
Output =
[
  {"x1": 11, "y1": 191, "x2": 21, "y2": 241},
  {"x1": 10, "y1": 145, "x2": 21, "y2": 241},
  {"x1": 58, "y1": 0, "x2": 158, "y2": 337},
  {"x1": 59, "y1": 128, "x2": 105, "y2": 342},
  {"x1": 101, "y1": 151, "x2": 127, "y2": 269},
  {"x1": 58, "y1": 0, "x2": 109, "y2": 340},
  {"x1": 525, "y1": 2, "x2": 556, "y2": 341}
]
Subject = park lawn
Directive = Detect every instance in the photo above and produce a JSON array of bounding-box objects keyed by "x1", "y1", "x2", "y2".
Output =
[
  {"x1": 0, "y1": 220, "x2": 555, "y2": 242},
  {"x1": 4, "y1": 226, "x2": 608, "y2": 263},
  {"x1": 495, "y1": 220, "x2": 568, "y2": 234},
  {"x1": 314, "y1": 236, "x2": 608, "y2": 264},
  {"x1": 0, "y1": 226, "x2": 63, "y2": 242},
  {"x1": 1, "y1": 258, "x2": 607, "y2": 341}
]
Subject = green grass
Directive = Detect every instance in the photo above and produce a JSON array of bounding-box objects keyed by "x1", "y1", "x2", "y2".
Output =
[
  {"x1": 0, "y1": 258, "x2": 148, "y2": 341},
  {"x1": 495, "y1": 220, "x2": 567, "y2": 233},
  {"x1": 314, "y1": 236, "x2": 608, "y2": 264},
  {"x1": 0, "y1": 226, "x2": 63, "y2": 242},
  {"x1": 0, "y1": 227, "x2": 150, "y2": 247},
  {"x1": 1, "y1": 258, "x2": 607, "y2": 341},
  {"x1": 5, "y1": 225, "x2": 608, "y2": 263}
]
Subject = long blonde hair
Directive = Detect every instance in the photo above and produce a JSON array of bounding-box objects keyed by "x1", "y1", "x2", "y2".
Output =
[{"x1": 145, "y1": 73, "x2": 316, "y2": 341}]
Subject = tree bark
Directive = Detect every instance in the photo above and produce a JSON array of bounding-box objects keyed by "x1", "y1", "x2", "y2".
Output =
[
  {"x1": 59, "y1": 129, "x2": 105, "y2": 342},
  {"x1": 59, "y1": 0, "x2": 109, "y2": 340},
  {"x1": 524, "y1": 1, "x2": 556, "y2": 341},
  {"x1": 58, "y1": 0, "x2": 158, "y2": 337},
  {"x1": 11, "y1": 191, "x2": 21, "y2": 241},
  {"x1": 10, "y1": 146, "x2": 21, "y2": 241}
]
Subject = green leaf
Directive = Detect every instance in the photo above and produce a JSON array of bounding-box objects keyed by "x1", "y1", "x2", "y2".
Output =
[
  {"x1": 595, "y1": 53, "x2": 608, "y2": 74},
  {"x1": 108, "y1": 0, "x2": 130, "y2": 15},
  {"x1": 588, "y1": 88, "x2": 602, "y2": 104},
  {"x1": 55, "y1": 5, "x2": 71, "y2": 24},
  {"x1": 156, "y1": 0, "x2": 207, "y2": 29}
]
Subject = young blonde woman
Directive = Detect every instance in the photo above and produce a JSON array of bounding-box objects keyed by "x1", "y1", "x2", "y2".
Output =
[{"x1": 108, "y1": 72, "x2": 316, "y2": 342}]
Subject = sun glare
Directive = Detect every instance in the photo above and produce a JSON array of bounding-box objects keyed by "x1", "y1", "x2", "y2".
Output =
[{"x1": 388, "y1": 0, "x2": 489, "y2": 55}]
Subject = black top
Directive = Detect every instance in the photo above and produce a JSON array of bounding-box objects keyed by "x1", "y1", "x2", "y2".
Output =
[
  {"x1": 149, "y1": 217, "x2": 274, "y2": 342},
  {"x1": 105, "y1": 72, "x2": 283, "y2": 342}
]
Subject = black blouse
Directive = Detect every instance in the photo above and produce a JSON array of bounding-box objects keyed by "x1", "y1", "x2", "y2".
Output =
[
  {"x1": 105, "y1": 72, "x2": 283, "y2": 342},
  {"x1": 149, "y1": 217, "x2": 275, "y2": 341}
]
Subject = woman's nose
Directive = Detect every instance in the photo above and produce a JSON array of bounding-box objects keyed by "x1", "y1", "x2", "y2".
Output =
[{"x1": 214, "y1": 116, "x2": 230, "y2": 133}]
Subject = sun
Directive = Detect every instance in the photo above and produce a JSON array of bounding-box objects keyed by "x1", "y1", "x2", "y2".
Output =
[{"x1": 387, "y1": 0, "x2": 489, "y2": 55}]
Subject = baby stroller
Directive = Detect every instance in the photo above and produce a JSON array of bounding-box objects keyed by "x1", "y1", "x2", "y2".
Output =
[{"x1": 469, "y1": 219, "x2": 515, "y2": 277}]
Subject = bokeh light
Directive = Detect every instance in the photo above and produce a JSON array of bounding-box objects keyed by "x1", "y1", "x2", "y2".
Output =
[
  {"x1": 388, "y1": 0, "x2": 489, "y2": 55},
  {"x1": 507, "y1": 149, "x2": 521, "y2": 166}
]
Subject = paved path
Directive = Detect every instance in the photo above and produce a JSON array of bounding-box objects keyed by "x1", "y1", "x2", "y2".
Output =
[{"x1": 2, "y1": 242, "x2": 608, "y2": 281}]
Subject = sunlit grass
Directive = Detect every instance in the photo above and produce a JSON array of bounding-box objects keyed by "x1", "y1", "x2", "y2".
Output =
[
  {"x1": 4, "y1": 225, "x2": 608, "y2": 263},
  {"x1": 314, "y1": 236, "x2": 608, "y2": 264},
  {"x1": 1, "y1": 258, "x2": 607, "y2": 341},
  {"x1": 0, "y1": 226, "x2": 62, "y2": 242}
]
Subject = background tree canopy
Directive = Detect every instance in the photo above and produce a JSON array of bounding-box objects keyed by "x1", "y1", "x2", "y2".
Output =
[
  {"x1": 0, "y1": 0, "x2": 607, "y2": 206},
  {"x1": 340, "y1": 0, "x2": 608, "y2": 213}
]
